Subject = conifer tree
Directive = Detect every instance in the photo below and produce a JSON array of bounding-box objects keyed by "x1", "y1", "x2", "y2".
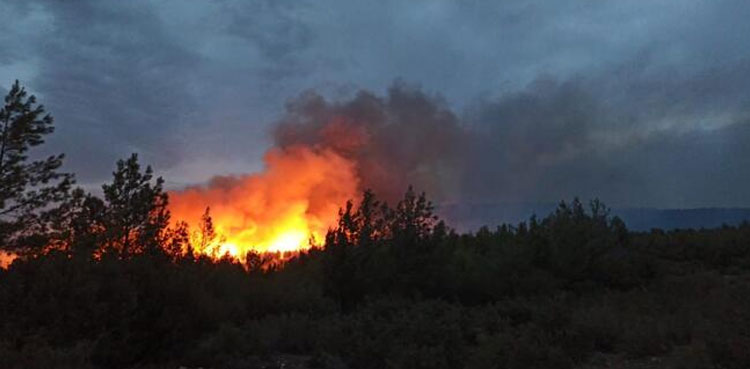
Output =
[
  {"x1": 0, "y1": 80, "x2": 73, "y2": 253},
  {"x1": 100, "y1": 153, "x2": 169, "y2": 256}
]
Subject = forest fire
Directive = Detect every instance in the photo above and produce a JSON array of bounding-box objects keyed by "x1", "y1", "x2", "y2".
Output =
[
  {"x1": 168, "y1": 87, "x2": 463, "y2": 261},
  {"x1": 168, "y1": 145, "x2": 359, "y2": 259}
]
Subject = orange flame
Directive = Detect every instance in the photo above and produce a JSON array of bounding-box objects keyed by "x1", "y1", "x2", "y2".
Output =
[
  {"x1": 169, "y1": 145, "x2": 359, "y2": 260},
  {"x1": 0, "y1": 251, "x2": 16, "y2": 269}
]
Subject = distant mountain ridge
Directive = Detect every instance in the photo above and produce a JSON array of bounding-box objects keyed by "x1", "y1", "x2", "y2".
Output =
[
  {"x1": 613, "y1": 207, "x2": 750, "y2": 231},
  {"x1": 438, "y1": 203, "x2": 750, "y2": 232}
]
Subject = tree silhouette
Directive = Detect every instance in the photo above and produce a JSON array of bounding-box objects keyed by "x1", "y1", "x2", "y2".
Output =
[
  {"x1": 47, "y1": 187, "x2": 106, "y2": 257},
  {"x1": 191, "y1": 207, "x2": 226, "y2": 256},
  {"x1": 100, "y1": 153, "x2": 169, "y2": 257},
  {"x1": 0, "y1": 80, "x2": 73, "y2": 253}
]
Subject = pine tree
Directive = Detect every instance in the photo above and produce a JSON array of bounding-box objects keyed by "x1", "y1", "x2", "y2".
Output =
[
  {"x1": 100, "y1": 153, "x2": 169, "y2": 257},
  {"x1": 0, "y1": 80, "x2": 73, "y2": 253}
]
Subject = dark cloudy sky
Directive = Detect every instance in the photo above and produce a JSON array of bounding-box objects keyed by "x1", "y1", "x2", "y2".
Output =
[{"x1": 1, "y1": 0, "x2": 749, "y2": 208}]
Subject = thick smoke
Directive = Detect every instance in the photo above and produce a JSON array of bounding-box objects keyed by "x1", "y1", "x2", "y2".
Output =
[
  {"x1": 273, "y1": 82, "x2": 469, "y2": 203},
  {"x1": 168, "y1": 70, "x2": 750, "y2": 254},
  {"x1": 462, "y1": 63, "x2": 750, "y2": 208},
  {"x1": 270, "y1": 69, "x2": 750, "y2": 209},
  {"x1": 168, "y1": 83, "x2": 473, "y2": 255}
]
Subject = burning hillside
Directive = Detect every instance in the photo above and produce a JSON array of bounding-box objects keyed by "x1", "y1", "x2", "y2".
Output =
[
  {"x1": 168, "y1": 85, "x2": 465, "y2": 259},
  {"x1": 169, "y1": 146, "x2": 358, "y2": 256}
]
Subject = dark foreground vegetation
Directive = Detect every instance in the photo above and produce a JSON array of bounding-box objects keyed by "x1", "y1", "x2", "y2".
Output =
[{"x1": 2, "y1": 81, "x2": 750, "y2": 369}]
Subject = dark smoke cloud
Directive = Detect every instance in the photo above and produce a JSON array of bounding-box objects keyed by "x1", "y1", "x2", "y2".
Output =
[
  {"x1": 274, "y1": 82, "x2": 468, "y2": 203},
  {"x1": 464, "y1": 62, "x2": 750, "y2": 208},
  {"x1": 271, "y1": 67, "x2": 750, "y2": 209}
]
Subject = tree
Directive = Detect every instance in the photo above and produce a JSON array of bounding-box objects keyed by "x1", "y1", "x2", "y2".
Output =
[
  {"x1": 47, "y1": 187, "x2": 106, "y2": 257},
  {"x1": 390, "y1": 186, "x2": 438, "y2": 244},
  {"x1": 100, "y1": 153, "x2": 169, "y2": 257},
  {"x1": 0, "y1": 80, "x2": 73, "y2": 253},
  {"x1": 322, "y1": 188, "x2": 444, "y2": 308},
  {"x1": 536, "y1": 198, "x2": 628, "y2": 285},
  {"x1": 191, "y1": 207, "x2": 225, "y2": 256},
  {"x1": 322, "y1": 190, "x2": 389, "y2": 310}
]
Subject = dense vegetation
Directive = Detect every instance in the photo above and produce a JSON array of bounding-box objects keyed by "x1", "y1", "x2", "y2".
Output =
[{"x1": 2, "y1": 81, "x2": 750, "y2": 369}]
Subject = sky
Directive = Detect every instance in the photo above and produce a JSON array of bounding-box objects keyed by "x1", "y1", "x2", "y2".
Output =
[{"x1": 1, "y1": 0, "x2": 749, "y2": 208}]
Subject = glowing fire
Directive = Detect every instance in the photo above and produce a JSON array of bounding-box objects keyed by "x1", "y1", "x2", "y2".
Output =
[
  {"x1": 0, "y1": 251, "x2": 15, "y2": 269},
  {"x1": 169, "y1": 145, "x2": 359, "y2": 260}
]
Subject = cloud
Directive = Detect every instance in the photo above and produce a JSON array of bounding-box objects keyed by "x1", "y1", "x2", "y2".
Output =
[{"x1": 19, "y1": 1, "x2": 202, "y2": 182}]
